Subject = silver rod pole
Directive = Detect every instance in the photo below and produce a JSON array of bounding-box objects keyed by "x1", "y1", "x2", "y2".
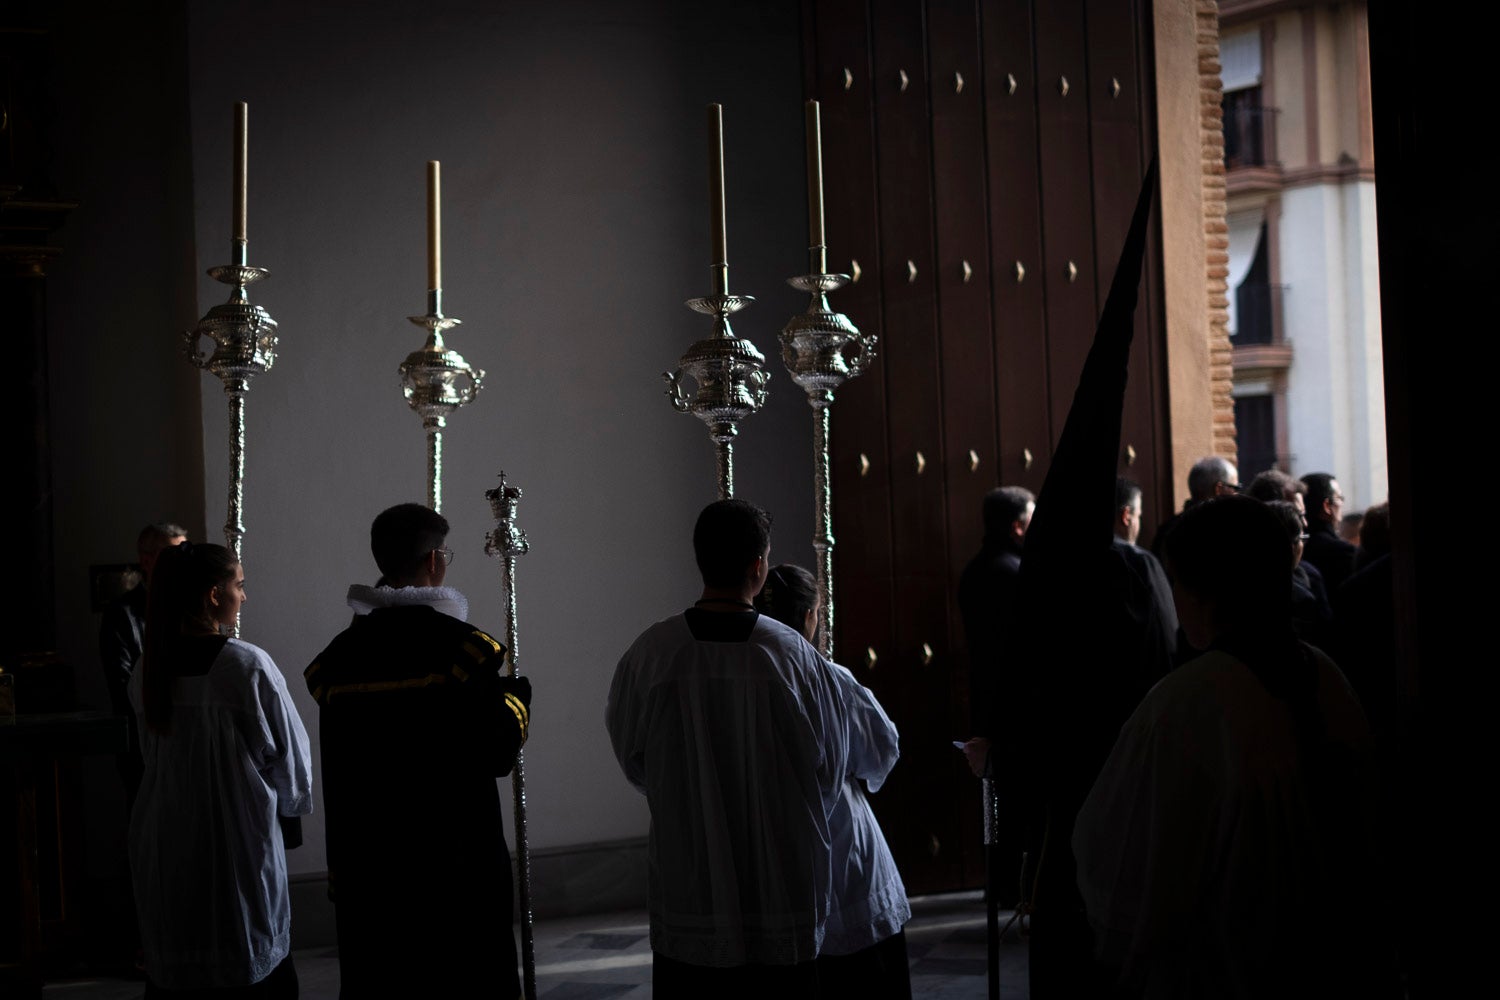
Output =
[
  {"x1": 812, "y1": 403, "x2": 834, "y2": 659},
  {"x1": 225, "y1": 384, "x2": 246, "y2": 637},
  {"x1": 225, "y1": 385, "x2": 246, "y2": 560},
  {"x1": 716, "y1": 437, "x2": 734, "y2": 500},
  {"x1": 504, "y1": 552, "x2": 536, "y2": 1000},
  {"x1": 427, "y1": 426, "x2": 442, "y2": 512},
  {"x1": 486, "y1": 475, "x2": 534, "y2": 999}
]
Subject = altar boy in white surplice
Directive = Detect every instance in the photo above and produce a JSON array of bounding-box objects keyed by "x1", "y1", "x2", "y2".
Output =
[{"x1": 607, "y1": 499, "x2": 850, "y2": 1000}]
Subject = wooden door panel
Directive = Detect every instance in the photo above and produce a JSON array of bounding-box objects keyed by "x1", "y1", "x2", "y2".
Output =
[
  {"x1": 868, "y1": 0, "x2": 963, "y2": 894},
  {"x1": 1086, "y1": 0, "x2": 1160, "y2": 510},
  {"x1": 927, "y1": 0, "x2": 992, "y2": 889},
  {"x1": 1033, "y1": 0, "x2": 1099, "y2": 445},
  {"x1": 982, "y1": 0, "x2": 1051, "y2": 493},
  {"x1": 805, "y1": 0, "x2": 1173, "y2": 897},
  {"x1": 812, "y1": 0, "x2": 897, "y2": 670}
]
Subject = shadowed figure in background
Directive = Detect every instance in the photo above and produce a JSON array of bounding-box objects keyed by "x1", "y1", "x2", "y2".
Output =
[
  {"x1": 1265, "y1": 499, "x2": 1334, "y2": 650},
  {"x1": 1004, "y1": 163, "x2": 1178, "y2": 996},
  {"x1": 100, "y1": 521, "x2": 188, "y2": 808},
  {"x1": 1341, "y1": 510, "x2": 1365, "y2": 546},
  {"x1": 1301, "y1": 472, "x2": 1357, "y2": 593},
  {"x1": 1331, "y1": 501, "x2": 1396, "y2": 755},
  {"x1": 1110, "y1": 476, "x2": 1178, "y2": 653},
  {"x1": 1246, "y1": 469, "x2": 1331, "y2": 616},
  {"x1": 1074, "y1": 496, "x2": 1396, "y2": 998},
  {"x1": 1147, "y1": 455, "x2": 1238, "y2": 560},
  {"x1": 956, "y1": 487, "x2": 1035, "y2": 911},
  {"x1": 959, "y1": 485, "x2": 1034, "y2": 748}
]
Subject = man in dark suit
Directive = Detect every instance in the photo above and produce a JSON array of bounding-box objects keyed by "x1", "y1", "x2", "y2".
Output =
[
  {"x1": 1302, "y1": 472, "x2": 1357, "y2": 594},
  {"x1": 958, "y1": 486, "x2": 1034, "y2": 741},
  {"x1": 1148, "y1": 455, "x2": 1239, "y2": 558},
  {"x1": 957, "y1": 485, "x2": 1035, "y2": 909}
]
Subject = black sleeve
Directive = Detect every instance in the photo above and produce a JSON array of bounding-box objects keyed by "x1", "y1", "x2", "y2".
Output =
[
  {"x1": 453, "y1": 631, "x2": 530, "y2": 777},
  {"x1": 98, "y1": 601, "x2": 137, "y2": 718}
]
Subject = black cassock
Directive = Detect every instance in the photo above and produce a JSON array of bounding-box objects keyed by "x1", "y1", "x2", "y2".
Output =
[{"x1": 306, "y1": 603, "x2": 530, "y2": 1000}]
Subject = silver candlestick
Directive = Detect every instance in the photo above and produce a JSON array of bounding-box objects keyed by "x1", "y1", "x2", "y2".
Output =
[
  {"x1": 400, "y1": 288, "x2": 483, "y2": 513},
  {"x1": 186, "y1": 104, "x2": 274, "y2": 633},
  {"x1": 186, "y1": 251, "x2": 277, "y2": 569},
  {"x1": 780, "y1": 100, "x2": 875, "y2": 659},
  {"x1": 664, "y1": 104, "x2": 769, "y2": 500},
  {"x1": 665, "y1": 295, "x2": 770, "y2": 500},
  {"x1": 484, "y1": 473, "x2": 535, "y2": 1000}
]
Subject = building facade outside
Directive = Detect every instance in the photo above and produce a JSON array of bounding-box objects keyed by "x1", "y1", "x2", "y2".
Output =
[{"x1": 1220, "y1": 0, "x2": 1386, "y2": 511}]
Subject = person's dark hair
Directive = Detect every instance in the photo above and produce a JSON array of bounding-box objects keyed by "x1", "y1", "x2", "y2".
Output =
[
  {"x1": 1114, "y1": 477, "x2": 1143, "y2": 512},
  {"x1": 1302, "y1": 473, "x2": 1338, "y2": 524},
  {"x1": 982, "y1": 486, "x2": 1035, "y2": 536},
  {"x1": 138, "y1": 521, "x2": 188, "y2": 554},
  {"x1": 1186, "y1": 455, "x2": 1237, "y2": 500},
  {"x1": 1357, "y1": 502, "x2": 1391, "y2": 568},
  {"x1": 371, "y1": 503, "x2": 449, "y2": 581},
  {"x1": 693, "y1": 499, "x2": 773, "y2": 589},
  {"x1": 1164, "y1": 494, "x2": 1292, "y2": 635},
  {"x1": 1245, "y1": 469, "x2": 1303, "y2": 504},
  {"x1": 141, "y1": 542, "x2": 238, "y2": 734},
  {"x1": 755, "y1": 563, "x2": 818, "y2": 637},
  {"x1": 1266, "y1": 500, "x2": 1306, "y2": 556}
]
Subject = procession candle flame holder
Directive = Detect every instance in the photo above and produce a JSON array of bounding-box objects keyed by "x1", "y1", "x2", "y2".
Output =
[
  {"x1": 400, "y1": 289, "x2": 484, "y2": 513},
  {"x1": 484, "y1": 472, "x2": 535, "y2": 1000},
  {"x1": 663, "y1": 104, "x2": 770, "y2": 501},
  {"x1": 665, "y1": 295, "x2": 771, "y2": 501},
  {"x1": 779, "y1": 100, "x2": 875, "y2": 659}
]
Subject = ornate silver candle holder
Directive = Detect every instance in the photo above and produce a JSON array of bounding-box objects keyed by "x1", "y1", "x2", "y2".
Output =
[
  {"x1": 185, "y1": 248, "x2": 278, "y2": 568},
  {"x1": 483, "y1": 472, "x2": 535, "y2": 1000},
  {"x1": 399, "y1": 289, "x2": 484, "y2": 512},
  {"x1": 780, "y1": 267, "x2": 875, "y2": 659},
  {"x1": 664, "y1": 290, "x2": 770, "y2": 500}
]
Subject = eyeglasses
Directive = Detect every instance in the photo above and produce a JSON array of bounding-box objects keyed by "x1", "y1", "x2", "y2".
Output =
[{"x1": 435, "y1": 547, "x2": 454, "y2": 566}]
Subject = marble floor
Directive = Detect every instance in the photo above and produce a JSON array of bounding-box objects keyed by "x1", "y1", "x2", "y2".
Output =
[{"x1": 41, "y1": 891, "x2": 1028, "y2": 999}]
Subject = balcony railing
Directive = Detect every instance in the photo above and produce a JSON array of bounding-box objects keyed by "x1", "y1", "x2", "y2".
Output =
[{"x1": 1223, "y1": 104, "x2": 1278, "y2": 170}]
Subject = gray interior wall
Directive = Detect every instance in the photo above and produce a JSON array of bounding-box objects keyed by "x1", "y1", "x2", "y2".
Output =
[
  {"x1": 184, "y1": 0, "x2": 813, "y2": 875},
  {"x1": 43, "y1": 0, "x2": 206, "y2": 890}
]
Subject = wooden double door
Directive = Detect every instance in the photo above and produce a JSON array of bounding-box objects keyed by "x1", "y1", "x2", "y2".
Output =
[{"x1": 802, "y1": 0, "x2": 1172, "y2": 894}]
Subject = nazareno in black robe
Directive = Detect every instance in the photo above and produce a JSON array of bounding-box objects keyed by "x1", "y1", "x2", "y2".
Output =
[{"x1": 1010, "y1": 161, "x2": 1179, "y2": 996}]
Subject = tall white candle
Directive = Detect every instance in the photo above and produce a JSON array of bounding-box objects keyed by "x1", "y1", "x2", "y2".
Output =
[
  {"x1": 233, "y1": 102, "x2": 248, "y2": 244},
  {"x1": 427, "y1": 160, "x2": 441, "y2": 291},
  {"x1": 707, "y1": 104, "x2": 728, "y2": 294}
]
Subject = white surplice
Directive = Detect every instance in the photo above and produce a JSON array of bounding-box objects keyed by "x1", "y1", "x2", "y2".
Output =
[
  {"x1": 820, "y1": 660, "x2": 910, "y2": 955},
  {"x1": 128, "y1": 639, "x2": 314, "y2": 989},
  {"x1": 607, "y1": 613, "x2": 851, "y2": 967}
]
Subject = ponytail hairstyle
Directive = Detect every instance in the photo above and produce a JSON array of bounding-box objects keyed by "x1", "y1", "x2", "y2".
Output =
[
  {"x1": 754, "y1": 563, "x2": 818, "y2": 640},
  {"x1": 141, "y1": 541, "x2": 238, "y2": 734}
]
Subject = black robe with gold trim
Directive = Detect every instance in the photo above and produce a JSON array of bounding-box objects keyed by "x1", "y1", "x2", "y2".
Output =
[{"x1": 306, "y1": 604, "x2": 529, "y2": 999}]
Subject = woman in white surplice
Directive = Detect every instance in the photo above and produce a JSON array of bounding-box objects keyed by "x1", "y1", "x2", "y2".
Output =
[
  {"x1": 756, "y1": 564, "x2": 912, "y2": 999},
  {"x1": 1072, "y1": 496, "x2": 1397, "y2": 999},
  {"x1": 128, "y1": 542, "x2": 313, "y2": 997}
]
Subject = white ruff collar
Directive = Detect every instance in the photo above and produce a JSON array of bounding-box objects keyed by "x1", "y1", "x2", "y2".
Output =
[{"x1": 346, "y1": 584, "x2": 469, "y2": 622}]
